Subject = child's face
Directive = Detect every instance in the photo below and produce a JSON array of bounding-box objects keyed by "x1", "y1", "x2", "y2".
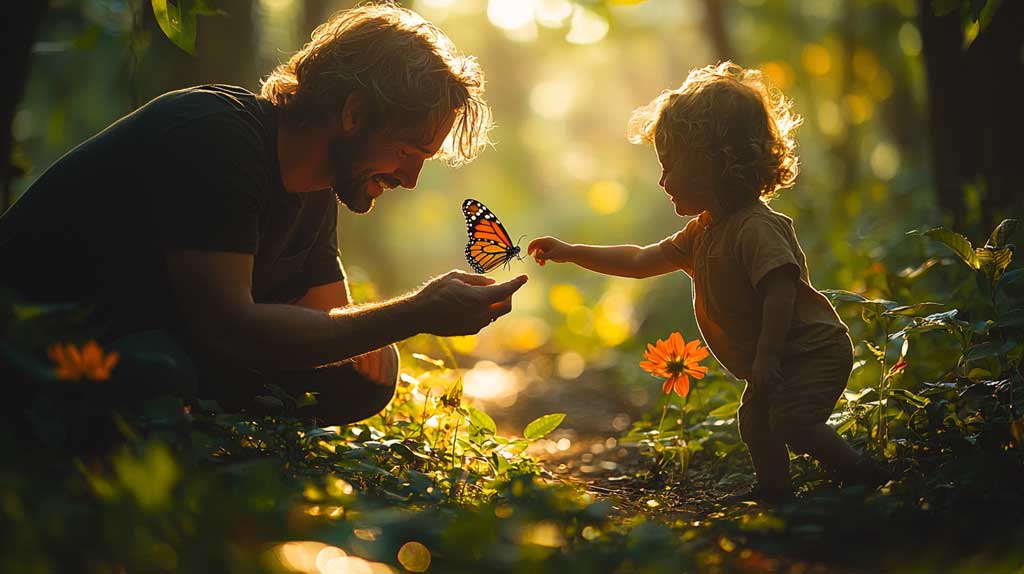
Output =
[{"x1": 656, "y1": 142, "x2": 717, "y2": 217}]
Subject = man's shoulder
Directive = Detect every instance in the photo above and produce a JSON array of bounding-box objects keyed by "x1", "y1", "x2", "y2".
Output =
[
  {"x1": 148, "y1": 84, "x2": 260, "y2": 112},
  {"x1": 143, "y1": 85, "x2": 270, "y2": 136}
]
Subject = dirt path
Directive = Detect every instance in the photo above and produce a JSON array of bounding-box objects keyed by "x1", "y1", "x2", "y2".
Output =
[{"x1": 486, "y1": 368, "x2": 741, "y2": 520}]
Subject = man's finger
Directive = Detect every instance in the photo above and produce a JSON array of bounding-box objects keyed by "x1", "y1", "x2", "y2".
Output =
[
  {"x1": 448, "y1": 270, "x2": 496, "y2": 286},
  {"x1": 489, "y1": 298, "x2": 513, "y2": 318},
  {"x1": 477, "y1": 275, "x2": 528, "y2": 301}
]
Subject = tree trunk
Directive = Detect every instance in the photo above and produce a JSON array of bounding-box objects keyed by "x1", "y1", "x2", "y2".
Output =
[
  {"x1": 2, "y1": 0, "x2": 50, "y2": 212},
  {"x1": 919, "y1": 0, "x2": 1024, "y2": 235},
  {"x1": 701, "y1": 0, "x2": 732, "y2": 61}
]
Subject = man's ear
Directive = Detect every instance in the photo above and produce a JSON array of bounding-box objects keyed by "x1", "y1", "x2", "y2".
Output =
[{"x1": 340, "y1": 91, "x2": 370, "y2": 134}]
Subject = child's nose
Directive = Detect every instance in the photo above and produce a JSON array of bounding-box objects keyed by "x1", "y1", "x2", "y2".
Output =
[{"x1": 658, "y1": 173, "x2": 667, "y2": 189}]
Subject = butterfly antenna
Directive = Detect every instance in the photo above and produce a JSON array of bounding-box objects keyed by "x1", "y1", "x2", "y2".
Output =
[{"x1": 516, "y1": 234, "x2": 527, "y2": 260}]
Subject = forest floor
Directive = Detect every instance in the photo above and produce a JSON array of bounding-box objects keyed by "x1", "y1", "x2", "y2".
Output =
[{"x1": 486, "y1": 371, "x2": 904, "y2": 574}]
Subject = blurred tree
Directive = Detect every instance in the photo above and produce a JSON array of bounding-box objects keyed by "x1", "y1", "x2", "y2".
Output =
[
  {"x1": 919, "y1": 0, "x2": 1024, "y2": 233},
  {"x1": 2, "y1": 0, "x2": 50, "y2": 211}
]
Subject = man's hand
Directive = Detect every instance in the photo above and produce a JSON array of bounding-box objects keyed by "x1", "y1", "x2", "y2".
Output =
[
  {"x1": 353, "y1": 343, "x2": 399, "y2": 387},
  {"x1": 750, "y1": 351, "x2": 783, "y2": 399},
  {"x1": 527, "y1": 237, "x2": 574, "y2": 266},
  {"x1": 414, "y1": 270, "x2": 528, "y2": 336}
]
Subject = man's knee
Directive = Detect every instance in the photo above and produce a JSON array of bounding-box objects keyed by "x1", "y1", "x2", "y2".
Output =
[{"x1": 285, "y1": 363, "x2": 397, "y2": 426}]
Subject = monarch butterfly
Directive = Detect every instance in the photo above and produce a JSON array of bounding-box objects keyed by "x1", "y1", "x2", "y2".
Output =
[{"x1": 462, "y1": 198, "x2": 524, "y2": 273}]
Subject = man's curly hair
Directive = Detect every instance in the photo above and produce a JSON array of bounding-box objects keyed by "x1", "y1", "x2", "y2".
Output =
[
  {"x1": 261, "y1": 1, "x2": 491, "y2": 167},
  {"x1": 627, "y1": 61, "x2": 802, "y2": 209}
]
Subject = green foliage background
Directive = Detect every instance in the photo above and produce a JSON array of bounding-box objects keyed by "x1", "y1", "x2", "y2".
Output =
[{"x1": 3, "y1": 1, "x2": 1023, "y2": 573}]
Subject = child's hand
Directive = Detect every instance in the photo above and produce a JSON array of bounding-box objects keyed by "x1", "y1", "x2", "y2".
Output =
[
  {"x1": 750, "y1": 351, "x2": 783, "y2": 397},
  {"x1": 527, "y1": 237, "x2": 574, "y2": 266}
]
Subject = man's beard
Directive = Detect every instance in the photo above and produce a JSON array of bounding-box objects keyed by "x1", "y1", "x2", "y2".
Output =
[{"x1": 329, "y1": 132, "x2": 374, "y2": 214}]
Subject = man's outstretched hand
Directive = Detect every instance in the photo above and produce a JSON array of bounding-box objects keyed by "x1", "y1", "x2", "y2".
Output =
[{"x1": 414, "y1": 270, "x2": 528, "y2": 337}]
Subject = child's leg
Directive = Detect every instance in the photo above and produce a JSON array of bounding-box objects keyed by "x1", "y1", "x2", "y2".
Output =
[
  {"x1": 780, "y1": 422, "x2": 860, "y2": 473},
  {"x1": 772, "y1": 334, "x2": 868, "y2": 478},
  {"x1": 738, "y1": 384, "x2": 792, "y2": 496}
]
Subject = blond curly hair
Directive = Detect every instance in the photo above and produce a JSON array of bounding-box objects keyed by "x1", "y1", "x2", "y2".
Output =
[
  {"x1": 627, "y1": 61, "x2": 802, "y2": 208},
  {"x1": 261, "y1": 2, "x2": 491, "y2": 167}
]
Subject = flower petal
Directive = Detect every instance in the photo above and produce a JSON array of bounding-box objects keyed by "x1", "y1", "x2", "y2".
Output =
[
  {"x1": 673, "y1": 375, "x2": 690, "y2": 398},
  {"x1": 668, "y1": 332, "x2": 685, "y2": 355},
  {"x1": 662, "y1": 378, "x2": 674, "y2": 395}
]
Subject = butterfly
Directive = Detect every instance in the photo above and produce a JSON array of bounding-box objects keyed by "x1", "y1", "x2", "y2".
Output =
[{"x1": 462, "y1": 198, "x2": 524, "y2": 273}]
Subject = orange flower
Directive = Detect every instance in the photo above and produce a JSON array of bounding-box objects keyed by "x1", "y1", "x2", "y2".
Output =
[
  {"x1": 47, "y1": 341, "x2": 120, "y2": 382},
  {"x1": 639, "y1": 332, "x2": 709, "y2": 398}
]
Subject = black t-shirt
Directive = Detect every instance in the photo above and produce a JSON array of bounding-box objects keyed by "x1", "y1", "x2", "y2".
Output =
[{"x1": 0, "y1": 85, "x2": 343, "y2": 337}]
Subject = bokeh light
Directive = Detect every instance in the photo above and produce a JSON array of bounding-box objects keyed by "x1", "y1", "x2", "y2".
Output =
[
  {"x1": 397, "y1": 541, "x2": 431, "y2": 572},
  {"x1": 487, "y1": 0, "x2": 536, "y2": 30},
  {"x1": 586, "y1": 180, "x2": 628, "y2": 215},
  {"x1": 549, "y1": 283, "x2": 584, "y2": 313},
  {"x1": 801, "y1": 43, "x2": 832, "y2": 76},
  {"x1": 556, "y1": 351, "x2": 585, "y2": 379},
  {"x1": 566, "y1": 6, "x2": 609, "y2": 45},
  {"x1": 463, "y1": 360, "x2": 524, "y2": 404}
]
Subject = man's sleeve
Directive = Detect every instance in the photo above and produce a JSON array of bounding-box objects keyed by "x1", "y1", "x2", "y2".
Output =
[
  {"x1": 302, "y1": 194, "x2": 345, "y2": 288},
  {"x1": 735, "y1": 214, "x2": 800, "y2": 288},
  {"x1": 149, "y1": 113, "x2": 272, "y2": 254},
  {"x1": 658, "y1": 216, "x2": 701, "y2": 272}
]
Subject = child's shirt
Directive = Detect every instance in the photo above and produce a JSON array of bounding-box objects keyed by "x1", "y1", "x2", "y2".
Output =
[{"x1": 659, "y1": 202, "x2": 847, "y2": 379}]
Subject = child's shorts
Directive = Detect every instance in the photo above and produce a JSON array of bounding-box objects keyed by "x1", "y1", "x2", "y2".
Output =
[{"x1": 741, "y1": 332, "x2": 854, "y2": 434}]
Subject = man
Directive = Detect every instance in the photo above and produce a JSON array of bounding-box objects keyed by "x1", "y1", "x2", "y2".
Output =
[{"x1": 0, "y1": 4, "x2": 527, "y2": 423}]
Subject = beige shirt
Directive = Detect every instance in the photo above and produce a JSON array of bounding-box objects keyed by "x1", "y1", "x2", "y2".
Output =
[{"x1": 659, "y1": 202, "x2": 847, "y2": 379}]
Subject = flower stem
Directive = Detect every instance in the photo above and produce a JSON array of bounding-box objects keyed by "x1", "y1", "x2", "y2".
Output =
[
  {"x1": 657, "y1": 396, "x2": 669, "y2": 435},
  {"x1": 678, "y1": 392, "x2": 690, "y2": 477}
]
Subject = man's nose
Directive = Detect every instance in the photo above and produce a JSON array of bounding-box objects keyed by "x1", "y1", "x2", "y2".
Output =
[{"x1": 398, "y1": 157, "x2": 425, "y2": 189}]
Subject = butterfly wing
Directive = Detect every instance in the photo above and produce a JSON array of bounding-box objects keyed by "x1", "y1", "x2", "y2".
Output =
[
  {"x1": 465, "y1": 238, "x2": 514, "y2": 273},
  {"x1": 462, "y1": 199, "x2": 515, "y2": 246},
  {"x1": 463, "y1": 198, "x2": 521, "y2": 273}
]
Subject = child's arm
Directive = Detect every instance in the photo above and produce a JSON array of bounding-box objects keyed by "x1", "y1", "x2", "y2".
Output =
[
  {"x1": 527, "y1": 237, "x2": 677, "y2": 279},
  {"x1": 750, "y1": 265, "x2": 799, "y2": 393}
]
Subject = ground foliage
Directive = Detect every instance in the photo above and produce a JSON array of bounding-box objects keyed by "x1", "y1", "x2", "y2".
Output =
[{"x1": 1, "y1": 219, "x2": 1022, "y2": 574}]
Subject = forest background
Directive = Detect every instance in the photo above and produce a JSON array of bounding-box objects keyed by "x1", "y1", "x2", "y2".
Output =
[{"x1": 1, "y1": 1, "x2": 1022, "y2": 573}]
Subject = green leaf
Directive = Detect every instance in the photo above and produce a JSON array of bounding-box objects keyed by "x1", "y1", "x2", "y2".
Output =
[
  {"x1": 883, "y1": 302, "x2": 945, "y2": 317},
  {"x1": 925, "y1": 227, "x2": 980, "y2": 269},
  {"x1": 151, "y1": 0, "x2": 223, "y2": 55},
  {"x1": 891, "y1": 388, "x2": 930, "y2": 409},
  {"x1": 523, "y1": 413, "x2": 566, "y2": 441},
  {"x1": 152, "y1": 0, "x2": 197, "y2": 54},
  {"x1": 976, "y1": 245, "x2": 1014, "y2": 283},
  {"x1": 864, "y1": 341, "x2": 885, "y2": 361},
  {"x1": 963, "y1": 340, "x2": 1016, "y2": 362},
  {"x1": 412, "y1": 352, "x2": 446, "y2": 368},
  {"x1": 821, "y1": 289, "x2": 869, "y2": 304},
  {"x1": 986, "y1": 218, "x2": 1019, "y2": 248},
  {"x1": 891, "y1": 309, "x2": 967, "y2": 339},
  {"x1": 466, "y1": 405, "x2": 497, "y2": 435},
  {"x1": 707, "y1": 401, "x2": 739, "y2": 419},
  {"x1": 0, "y1": 341, "x2": 57, "y2": 383}
]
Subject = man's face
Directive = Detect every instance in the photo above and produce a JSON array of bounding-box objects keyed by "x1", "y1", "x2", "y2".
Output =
[
  {"x1": 330, "y1": 114, "x2": 455, "y2": 213},
  {"x1": 656, "y1": 142, "x2": 717, "y2": 217}
]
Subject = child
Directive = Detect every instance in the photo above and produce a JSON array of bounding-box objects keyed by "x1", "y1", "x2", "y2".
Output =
[{"x1": 528, "y1": 62, "x2": 890, "y2": 502}]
